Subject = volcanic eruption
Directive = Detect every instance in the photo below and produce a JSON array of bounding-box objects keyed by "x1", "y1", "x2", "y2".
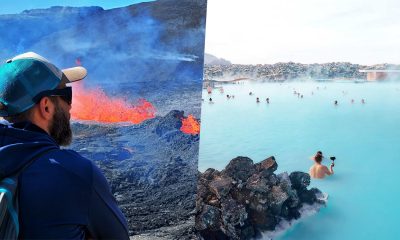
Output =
[
  {"x1": 71, "y1": 82, "x2": 156, "y2": 124},
  {"x1": 181, "y1": 114, "x2": 200, "y2": 135}
]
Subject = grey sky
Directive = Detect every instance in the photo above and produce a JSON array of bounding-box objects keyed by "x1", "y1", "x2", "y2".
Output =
[{"x1": 205, "y1": 0, "x2": 400, "y2": 64}]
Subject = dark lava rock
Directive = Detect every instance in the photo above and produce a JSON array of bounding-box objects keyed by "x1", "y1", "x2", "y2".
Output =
[
  {"x1": 255, "y1": 156, "x2": 278, "y2": 176},
  {"x1": 131, "y1": 217, "x2": 198, "y2": 240},
  {"x1": 246, "y1": 174, "x2": 269, "y2": 193},
  {"x1": 209, "y1": 177, "x2": 233, "y2": 199},
  {"x1": 154, "y1": 110, "x2": 184, "y2": 137},
  {"x1": 196, "y1": 156, "x2": 326, "y2": 240},
  {"x1": 222, "y1": 156, "x2": 256, "y2": 182},
  {"x1": 195, "y1": 205, "x2": 221, "y2": 231},
  {"x1": 203, "y1": 168, "x2": 221, "y2": 181},
  {"x1": 289, "y1": 171, "x2": 311, "y2": 190},
  {"x1": 70, "y1": 110, "x2": 199, "y2": 238}
]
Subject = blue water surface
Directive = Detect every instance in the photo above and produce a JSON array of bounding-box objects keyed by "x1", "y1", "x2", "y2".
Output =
[{"x1": 199, "y1": 80, "x2": 400, "y2": 240}]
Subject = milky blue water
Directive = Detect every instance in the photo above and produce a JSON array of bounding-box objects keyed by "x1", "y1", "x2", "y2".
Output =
[{"x1": 199, "y1": 80, "x2": 400, "y2": 240}]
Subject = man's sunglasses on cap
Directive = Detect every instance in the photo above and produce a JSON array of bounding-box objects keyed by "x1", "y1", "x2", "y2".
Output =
[{"x1": 33, "y1": 87, "x2": 72, "y2": 105}]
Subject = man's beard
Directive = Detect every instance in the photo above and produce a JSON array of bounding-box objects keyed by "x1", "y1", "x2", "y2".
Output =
[{"x1": 49, "y1": 100, "x2": 72, "y2": 146}]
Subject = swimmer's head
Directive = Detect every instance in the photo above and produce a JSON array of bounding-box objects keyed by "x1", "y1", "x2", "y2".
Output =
[{"x1": 314, "y1": 151, "x2": 323, "y2": 163}]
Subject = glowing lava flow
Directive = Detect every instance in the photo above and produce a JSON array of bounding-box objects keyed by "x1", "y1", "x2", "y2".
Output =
[
  {"x1": 71, "y1": 83, "x2": 155, "y2": 124},
  {"x1": 181, "y1": 114, "x2": 200, "y2": 135}
]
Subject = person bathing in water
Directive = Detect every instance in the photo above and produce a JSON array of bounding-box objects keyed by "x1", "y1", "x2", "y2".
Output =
[{"x1": 309, "y1": 151, "x2": 334, "y2": 179}]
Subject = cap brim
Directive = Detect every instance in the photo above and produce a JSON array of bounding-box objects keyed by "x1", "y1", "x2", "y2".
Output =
[{"x1": 61, "y1": 66, "x2": 87, "y2": 83}]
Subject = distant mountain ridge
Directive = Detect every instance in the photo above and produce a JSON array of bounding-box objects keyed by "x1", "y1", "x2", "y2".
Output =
[
  {"x1": 204, "y1": 53, "x2": 231, "y2": 65},
  {"x1": 20, "y1": 6, "x2": 104, "y2": 15}
]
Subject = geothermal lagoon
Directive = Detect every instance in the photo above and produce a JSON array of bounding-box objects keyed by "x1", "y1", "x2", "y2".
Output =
[{"x1": 199, "y1": 80, "x2": 400, "y2": 239}]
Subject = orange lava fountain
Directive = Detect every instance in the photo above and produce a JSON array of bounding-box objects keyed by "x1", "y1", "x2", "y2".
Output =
[
  {"x1": 71, "y1": 82, "x2": 155, "y2": 124},
  {"x1": 180, "y1": 114, "x2": 200, "y2": 135}
]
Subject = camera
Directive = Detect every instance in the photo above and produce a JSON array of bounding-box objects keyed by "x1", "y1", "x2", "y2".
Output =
[{"x1": 330, "y1": 156, "x2": 336, "y2": 161}]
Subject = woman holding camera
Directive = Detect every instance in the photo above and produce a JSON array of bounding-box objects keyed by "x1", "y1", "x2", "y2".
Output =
[{"x1": 309, "y1": 151, "x2": 334, "y2": 179}]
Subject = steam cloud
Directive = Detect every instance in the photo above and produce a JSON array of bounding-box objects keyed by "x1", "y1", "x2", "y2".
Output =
[
  {"x1": 261, "y1": 203, "x2": 325, "y2": 240},
  {"x1": 0, "y1": 2, "x2": 206, "y2": 117}
]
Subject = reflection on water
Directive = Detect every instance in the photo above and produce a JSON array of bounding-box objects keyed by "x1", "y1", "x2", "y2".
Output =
[{"x1": 199, "y1": 81, "x2": 400, "y2": 240}]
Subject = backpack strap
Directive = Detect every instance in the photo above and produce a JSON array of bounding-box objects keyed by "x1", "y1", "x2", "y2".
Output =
[
  {"x1": 18, "y1": 148, "x2": 59, "y2": 176},
  {"x1": 0, "y1": 148, "x2": 58, "y2": 239}
]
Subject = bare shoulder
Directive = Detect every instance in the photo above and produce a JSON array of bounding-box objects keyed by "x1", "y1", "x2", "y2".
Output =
[
  {"x1": 322, "y1": 165, "x2": 329, "y2": 171},
  {"x1": 322, "y1": 165, "x2": 332, "y2": 175}
]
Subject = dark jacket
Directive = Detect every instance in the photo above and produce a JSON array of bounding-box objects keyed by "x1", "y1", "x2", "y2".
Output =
[{"x1": 0, "y1": 122, "x2": 129, "y2": 239}]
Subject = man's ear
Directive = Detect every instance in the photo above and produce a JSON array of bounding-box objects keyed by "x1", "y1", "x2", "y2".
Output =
[{"x1": 38, "y1": 97, "x2": 54, "y2": 121}]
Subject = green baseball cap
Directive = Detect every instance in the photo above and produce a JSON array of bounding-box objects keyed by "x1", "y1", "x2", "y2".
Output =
[{"x1": 0, "y1": 52, "x2": 87, "y2": 117}]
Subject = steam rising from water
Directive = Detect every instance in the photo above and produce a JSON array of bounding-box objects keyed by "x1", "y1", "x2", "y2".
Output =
[{"x1": 261, "y1": 203, "x2": 325, "y2": 240}]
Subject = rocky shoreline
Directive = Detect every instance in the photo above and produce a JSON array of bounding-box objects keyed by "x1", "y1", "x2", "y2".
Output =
[
  {"x1": 204, "y1": 62, "x2": 400, "y2": 81},
  {"x1": 196, "y1": 156, "x2": 326, "y2": 240}
]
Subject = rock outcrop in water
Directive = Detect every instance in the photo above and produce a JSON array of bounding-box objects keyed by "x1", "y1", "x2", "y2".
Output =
[{"x1": 195, "y1": 156, "x2": 325, "y2": 240}]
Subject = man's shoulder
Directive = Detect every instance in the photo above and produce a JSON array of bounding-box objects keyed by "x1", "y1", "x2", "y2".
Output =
[
  {"x1": 44, "y1": 149, "x2": 96, "y2": 181},
  {"x1": 57, "y1": 149, "x2": 90, "y2": 159},
  {"x1": 47, "y1": 149, "x2": 91, "y2": 163}
]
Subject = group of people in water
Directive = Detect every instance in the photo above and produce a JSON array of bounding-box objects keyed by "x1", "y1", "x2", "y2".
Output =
[
  {"x1": 293, "y1": 90, "x2": 304, "y2": 98},
  {"x1": 255, "y1": 97, "x2": 270, "y2": 103},
  {"x1": 335, "y1": 98, "x2": 365, "y2": 105},
  {"x1": 204, "y1": 85, "x2": 367, "y2": 114},
  {"x1": 205, "y1": 86, "x2": 338, "y2": 180},
  {"x1": 207, "y1": 93, "x2": 365, "y2": 107}
]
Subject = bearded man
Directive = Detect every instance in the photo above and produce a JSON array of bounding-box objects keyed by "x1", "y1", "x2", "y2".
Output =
[{"x1": 0, "y1": 52, "x2": 129, "y2": 239}]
